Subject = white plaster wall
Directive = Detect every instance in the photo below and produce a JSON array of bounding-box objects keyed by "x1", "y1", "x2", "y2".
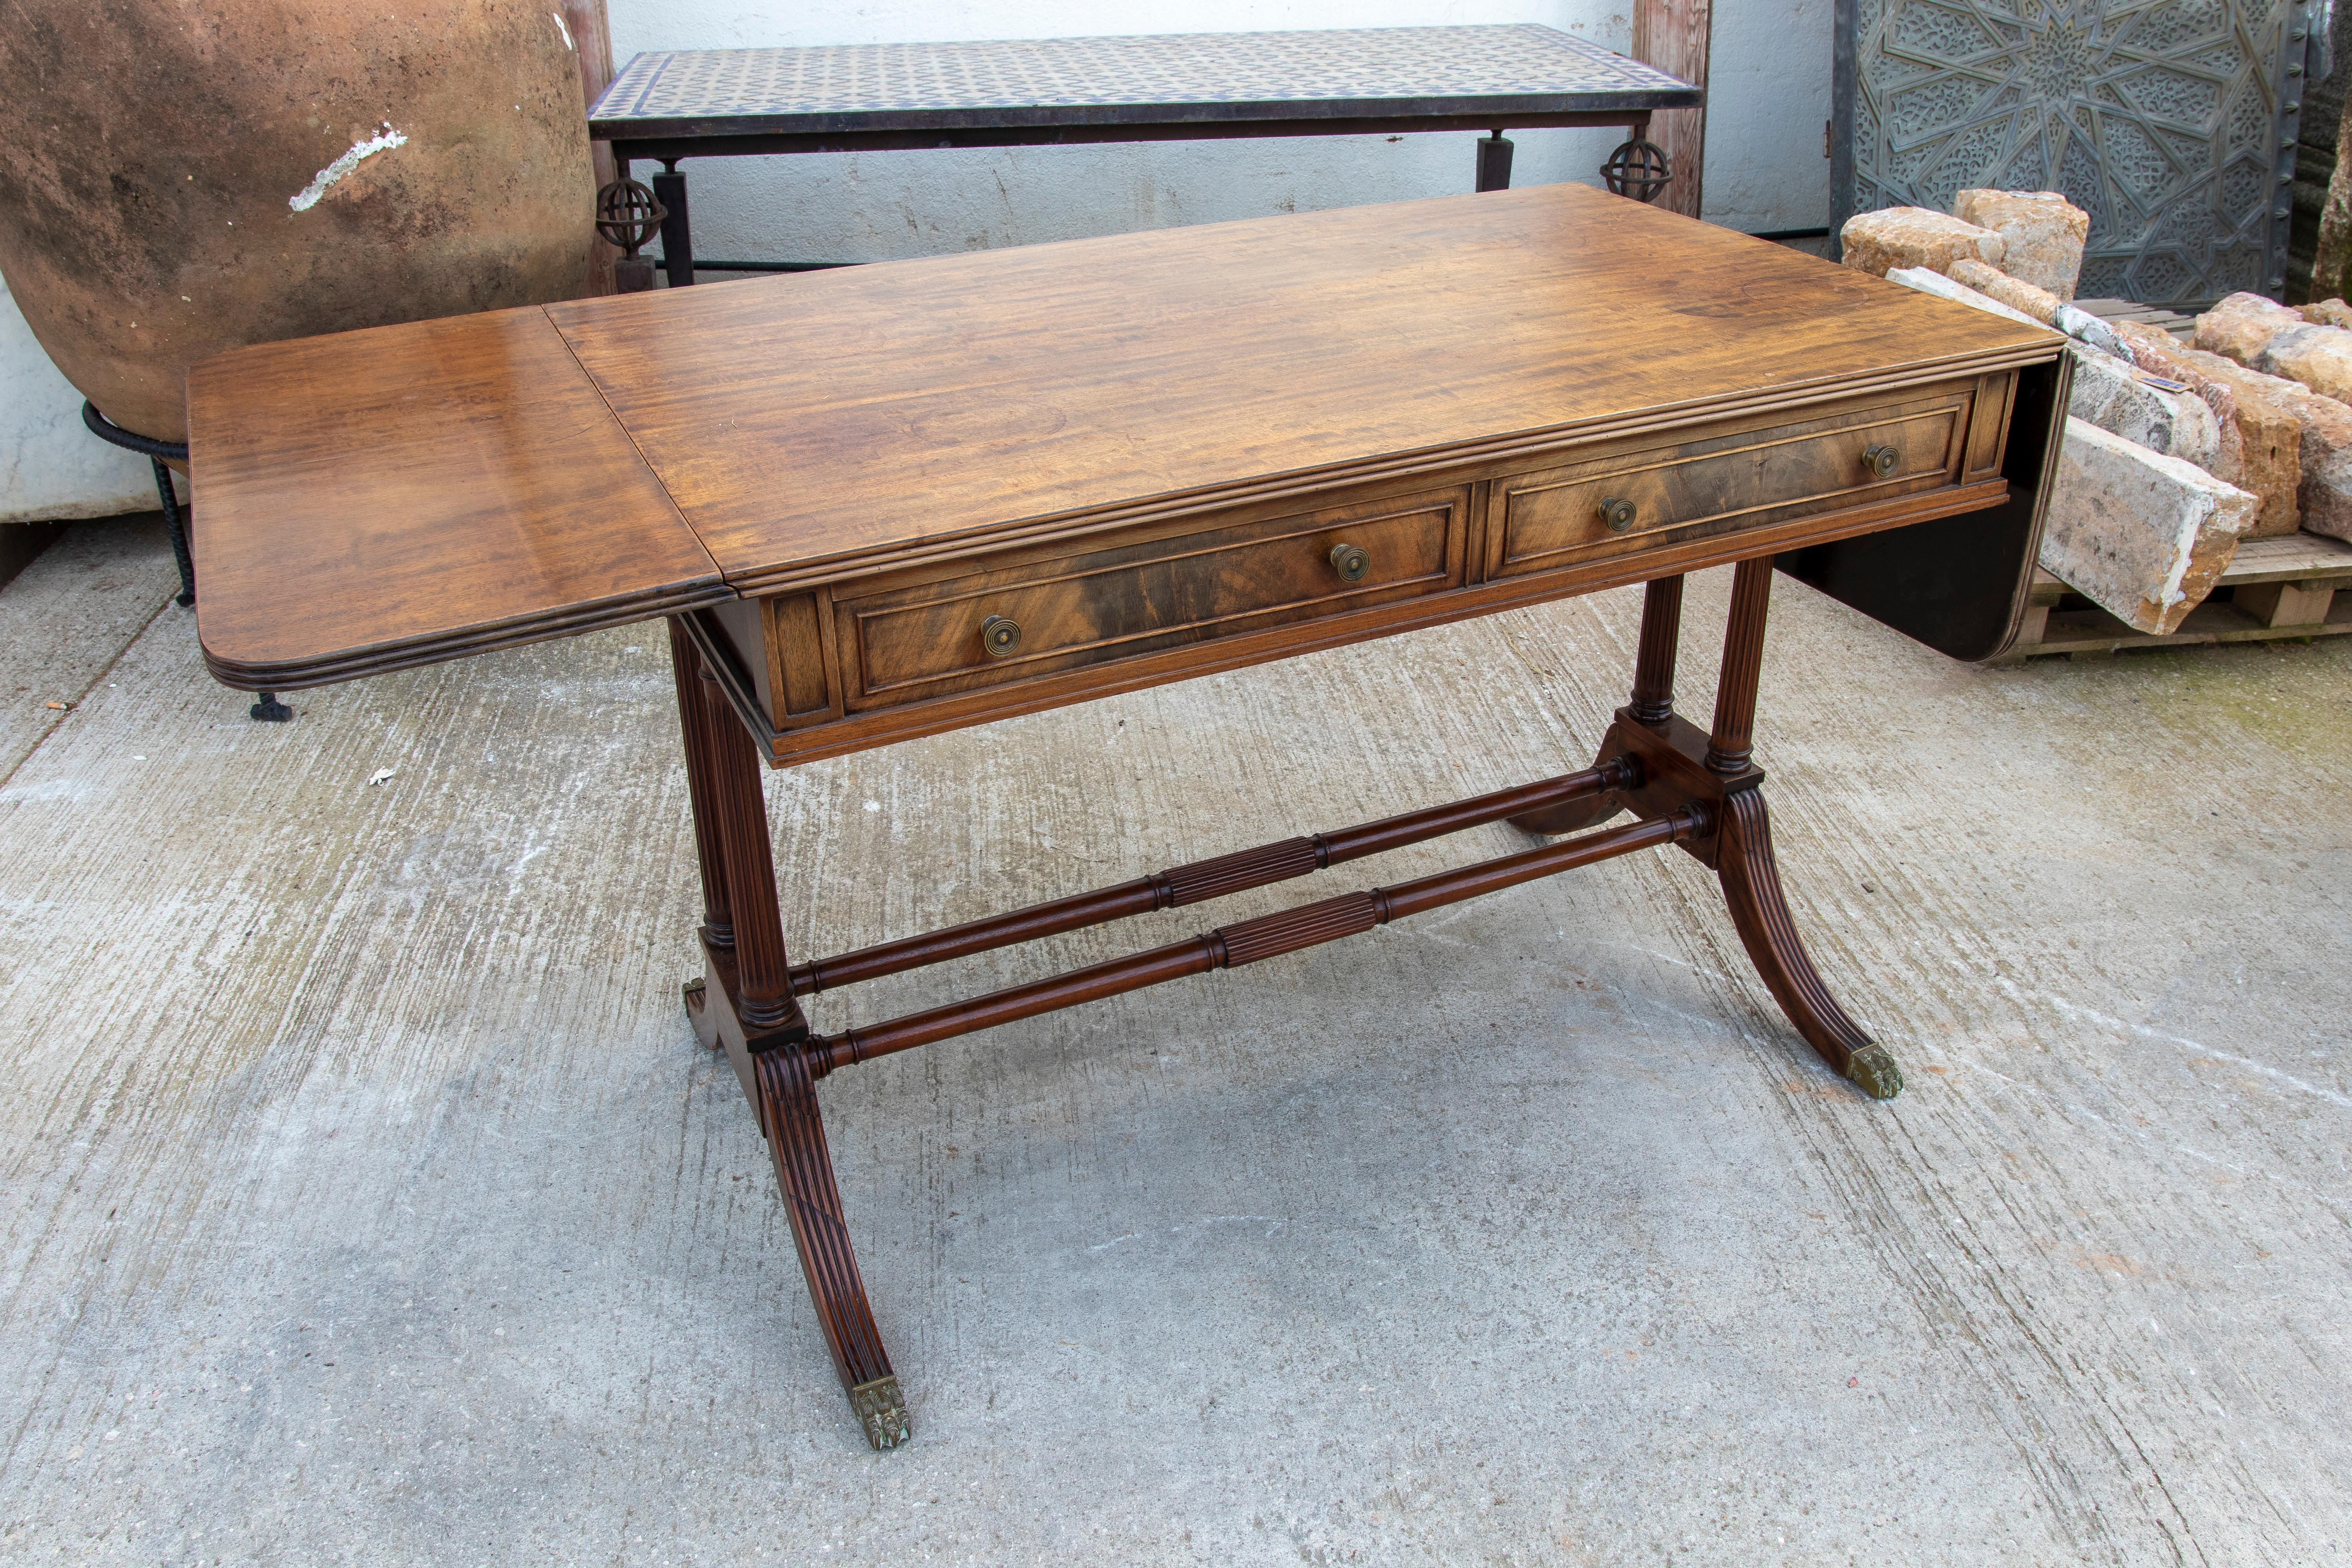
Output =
[
  {"x1": 1706, "y1": 0, "x2": 1834, "y2": 233},
  {"x1": 2, "y1": 275, "x2": 164, "y2": 524},
  {"x1": 1, "y1": 0, "x2": 1829, "y2": 524}
]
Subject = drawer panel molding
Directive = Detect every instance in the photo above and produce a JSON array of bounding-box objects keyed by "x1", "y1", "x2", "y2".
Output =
[
  {"x1": 837, "y1": 487, "x2": 1468, "y2": 707},
  {"x1": 1490, "y1": 390, "x2": 1975, "y2": 579}
]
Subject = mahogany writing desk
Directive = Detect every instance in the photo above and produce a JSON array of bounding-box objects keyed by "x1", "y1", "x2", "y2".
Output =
[{"x1": 189, "y1": 183, "x2": 2070, "y2": 1451}]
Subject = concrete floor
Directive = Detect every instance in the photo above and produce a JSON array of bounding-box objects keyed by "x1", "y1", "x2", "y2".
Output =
[{"x1": 0, "y1": 515, "x2": 2346, "y2": 1566}]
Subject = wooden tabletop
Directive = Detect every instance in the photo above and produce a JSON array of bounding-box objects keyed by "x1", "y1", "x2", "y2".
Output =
[{"x1": 190, "y1": 181, "x2": 2060, "y2": 689}]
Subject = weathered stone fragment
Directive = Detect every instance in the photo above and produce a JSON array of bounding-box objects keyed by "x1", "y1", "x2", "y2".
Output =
[
  {"x1": 2051, "y1": 303, "x2": 2145, "y2": 359},
  {"x1": 2043, "y1": 418, "x2": 2254, "y2": 633},
  {"x1": 2051, "y1": 304, "x2": 2132, "y2": 360},
  {"x1": 1839, "y1": 208, "x2": 2004, "y2": 278},
  {"x1": 2109, "y1": 319, "x2": 2246, "y2": 485},
  {"x1": 1947, "y1": 258, "x2": 2060, "y2": 319},
  {"x1": 2112, "y1": 320, "x2": 2299, "y2": 535},
  {"x1": 2301, "y1": 298, "x2": 2352, "y2": 330},
  {"x1": 2163, "y1": 349, "x2": 2307, "y2": 537},
  {"x1": 2269, "y1": 381, "x2": 2352, "y2": 542},
  {"x1": 1952, "y1": 188, "x2": 2089, "y2": 299},
  {"x1": 1884, "y1": 265, "x2": 2045, "y2": 328},
  {"x1": 2067, "y1": 347, "x2": 2221, "y2": 470},
  {"x1": 2194, "y1": 291, "x2": 2305, "y2": 365},
  {"x1": 2194, "y1": 290, "x2": 2352, "y2": 408},
  {"x1": 2253, "y1": 328, "x2": 2352, "y2": 410},
  {"x1": 1942, "y1": 259, "x2": 2130, "y2": 357}
]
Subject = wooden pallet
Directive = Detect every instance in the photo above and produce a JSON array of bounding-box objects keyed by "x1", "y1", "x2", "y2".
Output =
[
  {"x1": 2073, "y1": 296, "x2": 2197, "y2": 341},
  {"x1": 2000, "y1": 534, "x2": 2352, "y2": 661}
]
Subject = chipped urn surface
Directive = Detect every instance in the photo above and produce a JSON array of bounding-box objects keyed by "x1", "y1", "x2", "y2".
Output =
[{"x1": 0, "y1": 0, "x2": 595, "y2": 443}]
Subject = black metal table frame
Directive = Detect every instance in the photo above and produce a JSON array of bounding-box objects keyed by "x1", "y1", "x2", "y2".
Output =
[
  {"x1": 80, "y1": 401, "x2": 291, "y2": 720},
  {"x1": 594, "y1": 34, "x2": 1699, "y2": 288}
]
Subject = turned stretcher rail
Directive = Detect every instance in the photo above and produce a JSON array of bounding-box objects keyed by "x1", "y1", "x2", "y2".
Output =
[
  {"x1": 789, "y1": 757, "x2": 1639, "y2": 996},
  {"x1": 808, "y1": 802, "x2": 1702, "y2": 1074}
]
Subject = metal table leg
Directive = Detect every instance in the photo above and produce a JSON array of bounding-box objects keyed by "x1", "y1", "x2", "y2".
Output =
[
  {"x1": 1475, "y1": 130, "x2": 1515, "y2": 191},
  {"x1": 653, "y1": 162, "x2": 695, "y2": 287},
  {"x1": 82, "y1": 400, "x2": 294, "y2": 722}
]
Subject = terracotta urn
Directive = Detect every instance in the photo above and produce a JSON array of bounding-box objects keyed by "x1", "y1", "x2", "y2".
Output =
[{"x1": 0, "y1": 0, "x2": 597, "y2": 444}]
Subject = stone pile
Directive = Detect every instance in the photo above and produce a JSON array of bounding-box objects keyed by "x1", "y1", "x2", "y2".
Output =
[
  {"x1": 2110, "y1": 320, "x2": 2305, "y2": 539},
  {"x1": 1835, "y1": 190, "x2": 2352, "y2": 635},
  {"x1": 2194, "y1": 292, "x2": 2352, "y2": 407},
  {"x1": 2165, "y1": 294, "x2": 2352, "y2": 545},
  {"x1": 1840, "y1": 188, "x2": 2087, "y2": 298}
]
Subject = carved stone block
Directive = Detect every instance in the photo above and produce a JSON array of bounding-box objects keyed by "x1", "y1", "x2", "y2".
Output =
[
  {"x1": 2267, "y1": 381, "x2": 2352, "y2": 544},
  {"x1": 2109, "y1": 320, "x2": 2249, "y2": 489},
  {"x1": 1884, "y1": 265, "x2": 2042, "y2": 327},
  {"x1": 1838, "y1": 208, "x2": 2004, "y2": 278},
  {"x1": 1938, "y1": 259, "x2": 2130, "y2": 357},
  {"x1": 1953, "y1": 189, "x2": 2089, "y2": 299},
  {"x1": 2067, "y1": 347, "x2": 2221, "y2": 472},
  {"x1": 2112, "y1": 321, "x2": 2303, "y2": 537},
  {"x1": 1946, "y1": 257, "x2": 2061, "y2": 321},
  {"x1": 2043, "y1": 418, "x2": 2255, "y2": 634}
]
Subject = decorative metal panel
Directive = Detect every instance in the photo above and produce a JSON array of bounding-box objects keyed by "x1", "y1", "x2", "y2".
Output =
[
  {"x1": 590, "y1": 25, "x2": 1698, "y2": 142},
  {"x1": 1834, "y1": 0, "x2": 2331, "y2": 307}
]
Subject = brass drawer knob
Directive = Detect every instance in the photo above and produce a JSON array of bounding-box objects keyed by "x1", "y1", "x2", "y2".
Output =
[
  {"x1": 1329, "y1": 542, "x2": 1371, "y2": 583},
  {"x1": 1863, "y1": 443, "x2": 1901, "y2": 478},
  {"x1": 1597, "y1": 496, "x2": 1638, "y2": 533},
  {"x1": 980, "y1": 613, "x2": 1022, "y2": 658}
]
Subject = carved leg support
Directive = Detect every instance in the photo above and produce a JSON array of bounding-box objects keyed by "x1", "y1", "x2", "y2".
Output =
[
  {"x1": 1715, "y1": 790, "x2": 1902, "y2": 1099},
  {"x1": 754, "y1": 1043, "x2": 910, "y2": 1449},
  {"x1": 1535, "y1": 568, "x2": 1902, "y2": 1098},
  {"x1": 1702, "y1": 561, "x2": 1901, "y2": 1098},
  {"x1": 666, "y1": 615, "x2": 909, "y2": 1450},
  {"x1": 670, "y1": 619, "x2": 735, "y2": 1044},
  {"x1": 1510, "y1": 577, "x2": 1688, "y2": 837}
]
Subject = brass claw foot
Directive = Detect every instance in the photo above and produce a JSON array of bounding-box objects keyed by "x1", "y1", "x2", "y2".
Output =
[
  {"x1": 1844, "y1": 1043, "x2": 1904, "y2": 1101},
  {"x1": 851, "y1": 1376, "x2": 911, "y2": 1450}
]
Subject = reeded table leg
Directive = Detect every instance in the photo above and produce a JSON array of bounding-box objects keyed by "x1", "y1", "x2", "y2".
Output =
[
  {"x1": 1507, "y1": 576, "x2": 1688, "y2": 837},
  {"x1": 1715, "y1": 789, "x2": 1901, "y2": 1098},
  {"x1": 669, "y1": 619, "x2": 735, "y2": 1039},
  {"x1": 668, "y1": 615, "x2": 910, "y2": 1450},
  {"x1": 1702, "y1": 560, "x2": 1902, "y2": 1099},
  {"x1": 1521, "y1": 565, "x2": 1902, "y2": 1099},
  {"x1": 753, "y1": 1044, "x2": 910, "y2": 1449}
]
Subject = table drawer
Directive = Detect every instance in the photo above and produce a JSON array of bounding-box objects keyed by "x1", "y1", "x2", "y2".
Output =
[
  {"x1": 1489, "y1": 387, "x2": 1984, "y2": 579},
  {"x1": 835, "y1": 485, "x2": 1467, "y2": 709}
]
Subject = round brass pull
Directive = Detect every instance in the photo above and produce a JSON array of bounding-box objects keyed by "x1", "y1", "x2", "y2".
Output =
[
  {"x1": 1329, "y1": 542, "x2": 1372, "y2": 583},
  {"x1": 980, "y1": 614, "x2": 1022, "y2": 658},
  {"x1": 1863, "y1": 443, "x2": 1901, "y2": 478},
  {"x1": 1597, "y1": 496, "x2": 1638, "y2": 533}
]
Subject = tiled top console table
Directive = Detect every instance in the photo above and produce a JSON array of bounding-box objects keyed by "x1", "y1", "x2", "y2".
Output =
[{"x1": 587, "y1": 24, "x2": 1701, "y2": 283}]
